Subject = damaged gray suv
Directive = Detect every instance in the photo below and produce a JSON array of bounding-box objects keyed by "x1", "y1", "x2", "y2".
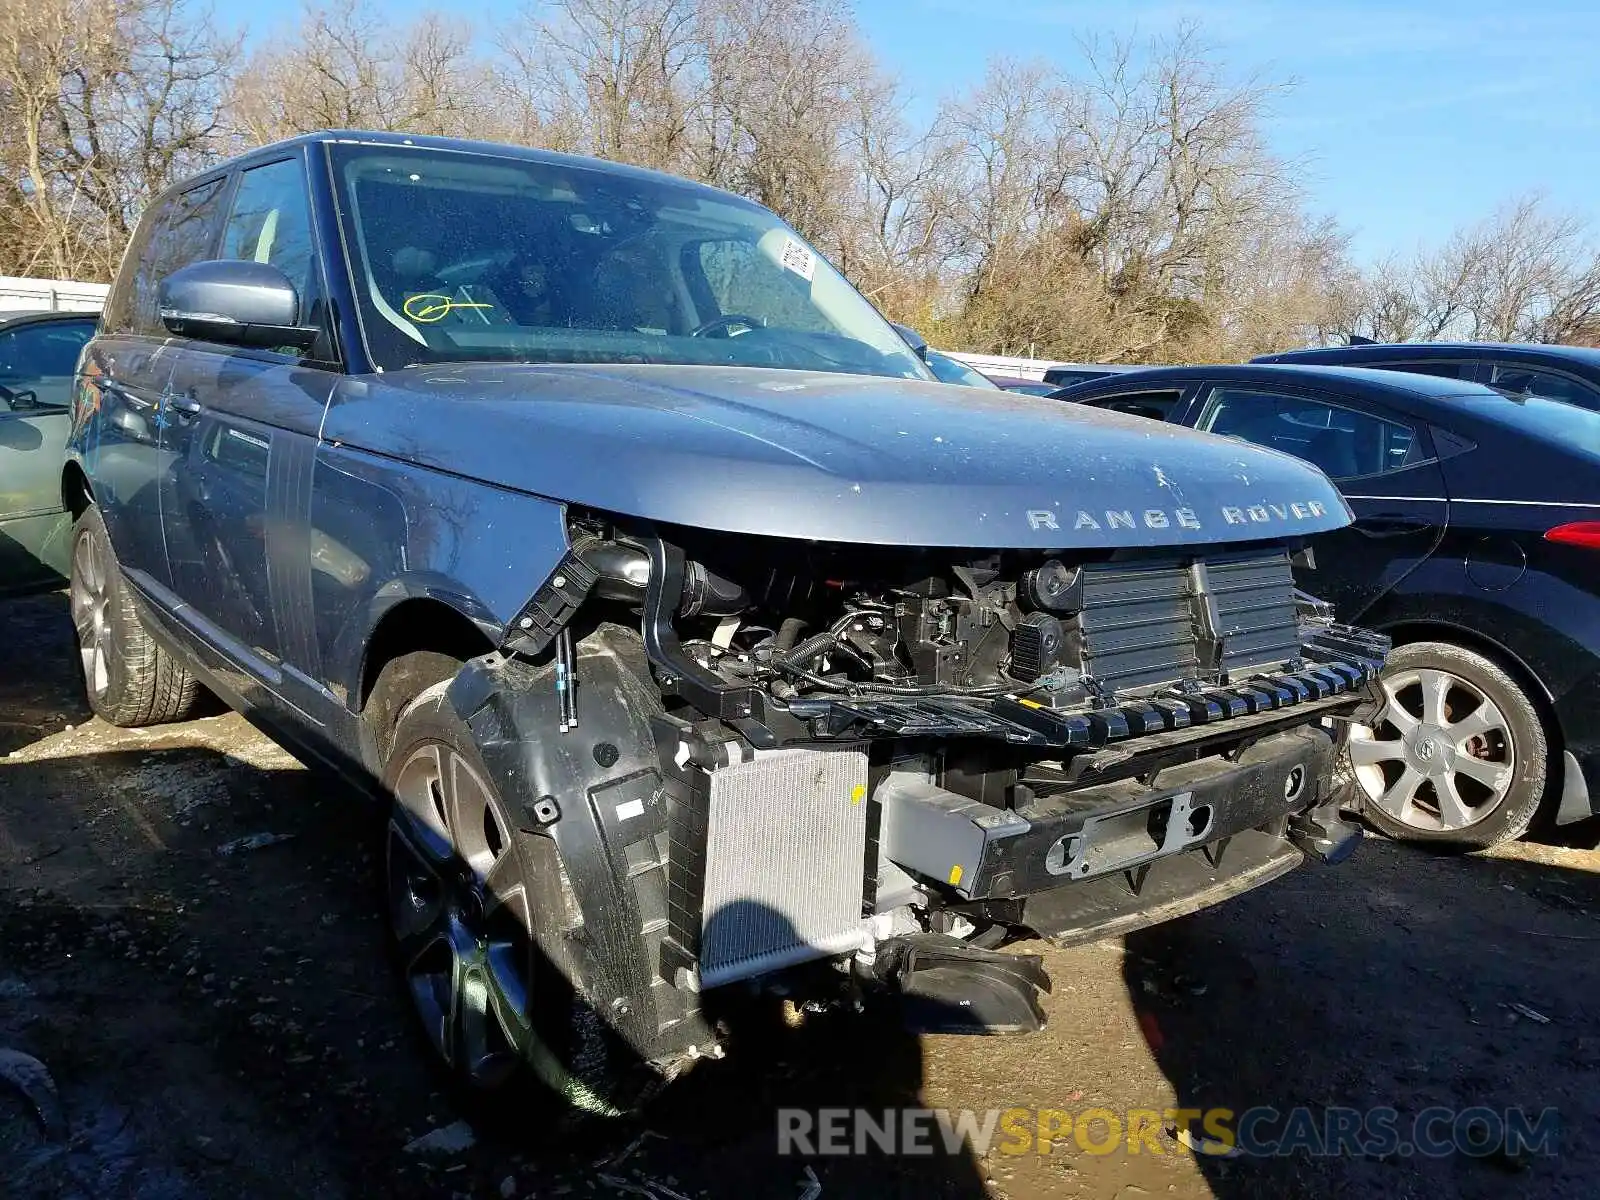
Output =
[{"x1": 65, "y1": 131, "x2": 1386, "y2": 1114}]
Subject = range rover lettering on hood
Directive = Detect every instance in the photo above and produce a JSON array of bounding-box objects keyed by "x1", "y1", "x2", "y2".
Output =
[{"x1": 1034, "y1": 499, "x2": 1331, "y2": 533}]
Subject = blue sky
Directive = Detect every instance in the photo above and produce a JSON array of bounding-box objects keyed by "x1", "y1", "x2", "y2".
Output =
[
  {"x1": 216, "y1": 0, "x2": 1600, "y2": 263},
  {"x1": 854, "y1": 0, "x2": 1600, "y2": 262}
]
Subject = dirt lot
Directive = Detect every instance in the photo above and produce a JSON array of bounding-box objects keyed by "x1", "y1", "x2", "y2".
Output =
[{"x1": 3, "y1": 588, "x2": 1599, "y2": 1200}]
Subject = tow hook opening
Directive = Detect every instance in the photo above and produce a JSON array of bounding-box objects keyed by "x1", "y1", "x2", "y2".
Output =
[{"x1": 1284, "y1": 765, "x2": 1307, "y2": 803}]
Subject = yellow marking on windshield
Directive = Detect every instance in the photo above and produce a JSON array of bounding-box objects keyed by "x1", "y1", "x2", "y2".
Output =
[{"x1": 402, "y1": 293, "x2": 496, "y2": 324}]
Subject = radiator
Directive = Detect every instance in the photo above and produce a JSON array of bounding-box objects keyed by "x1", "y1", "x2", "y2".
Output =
[{"x1": 697, "y1": 744, "x2": 871, "y2": 988}]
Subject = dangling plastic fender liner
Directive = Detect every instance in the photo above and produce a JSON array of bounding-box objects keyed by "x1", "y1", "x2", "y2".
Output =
[{"x1": 447, "y1": 625, "x2": 712, "y2": 1068}]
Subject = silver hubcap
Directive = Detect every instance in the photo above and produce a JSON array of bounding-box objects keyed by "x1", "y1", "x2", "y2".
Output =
[
  {"x1": 70, "y1": 531, "x2": 112, "y2": 701},
  {"x1": 386, "y1": 743, "x2": 534, "y2": 1087},
  {"x1": 1348, "y1": 667, "x2": 1516, "y2": 832}
]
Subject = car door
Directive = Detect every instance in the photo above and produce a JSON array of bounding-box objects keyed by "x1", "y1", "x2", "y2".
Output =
[
  {"x1": 0, "y1": 315, "x2": 98, "y2": 589},
  {"x1": 158, "y1": 151, "x2": 341, "y2": 718},
  {"x1": 1192, "y1": 383, "x2": 1450, "y2": 623},
  {"x1": 83, "y1": 176, "x2": 230, "y2": 595}
]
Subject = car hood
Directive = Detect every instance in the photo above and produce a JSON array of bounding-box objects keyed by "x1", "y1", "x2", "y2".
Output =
[{"x1": 321, "y1": 363, "x2": 1351, "y2": 547}]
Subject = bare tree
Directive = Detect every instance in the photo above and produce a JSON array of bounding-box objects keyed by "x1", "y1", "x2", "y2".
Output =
[
  {"x1": 503, "y1": 0, "x2": 698, "y2": 169},
  {"x1": 829, "y1": 73, "x2": 959, "y2": 324},
  {"x1": 0, "y1": 0, "x2": 234, "y2": 279},
  {"x1": 933, "y1": 28, "x2": 1337, "y2": 363},
  {"x1": 0, "y1": 0, "x2": 1421, "y2": 368},
  {"x1": 228, "y1": 1, "x2": 498, "y2": 145},
  {"x1": 1347, "y1": 194, "x2": 1600, "y2": 345}
]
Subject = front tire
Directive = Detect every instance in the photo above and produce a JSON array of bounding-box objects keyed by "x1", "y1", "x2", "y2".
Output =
[
  {"x1": 377, "y1": 659, "x2": 663, "y2": 1119},
  {"x1": 68, "y1": 506, "x2": 201, "y2": 728},
  {"x1": 1347, "y1": 641, "x2": 1547, "y2": 849}
]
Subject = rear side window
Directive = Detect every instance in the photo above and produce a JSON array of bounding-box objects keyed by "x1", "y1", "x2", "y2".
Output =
[
  {"x1": 1080, "y1": 390, "x2": 1184, "y2": 421},
  {"x1": 1375, "y1": 360, "x2": 1467, "y2": 380},
  {"x1": 1200, "y1": 388, "x2": 1422, "y2": 480},
  {"x1": 1488, "y1": 363, "x2": 1600, "y2": 410},
  {"x1": 109, "y1": 178, "x2": 229, "y2": 337}
]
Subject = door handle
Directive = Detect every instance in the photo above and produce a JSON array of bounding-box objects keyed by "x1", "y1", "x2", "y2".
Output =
[
  {"x1": 1354, "y1": 513, "x2": 1431, "y2": 538},
  {"x1": 103, "y1": 380, "x2": 150, "y2": 410}
]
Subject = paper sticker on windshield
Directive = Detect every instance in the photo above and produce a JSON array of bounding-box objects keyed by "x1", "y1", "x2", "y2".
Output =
[{"x1": 779, "y1": 237, "x2": 817, "y2": 282}]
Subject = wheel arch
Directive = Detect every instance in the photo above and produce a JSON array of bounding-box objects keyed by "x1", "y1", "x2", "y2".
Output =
[
  {"x1": 1377, "y1": 617, "x2": 1562, "y2": 752},
  {"x1": 62, "y1": 460, "x2": 94, "y2": 520},
  {"x1": 357, "y1": 596, "x2": 497, "y2": 715}
]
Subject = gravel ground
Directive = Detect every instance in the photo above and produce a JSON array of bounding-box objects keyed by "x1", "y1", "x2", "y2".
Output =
[{"x1": 3, "y1": 589, "x2": 1599, "y2": 1200}]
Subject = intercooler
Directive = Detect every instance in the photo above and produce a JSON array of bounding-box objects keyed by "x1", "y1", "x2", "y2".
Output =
[{"x1": 694, "y1": 744, "x2": 872, "y2": 988}]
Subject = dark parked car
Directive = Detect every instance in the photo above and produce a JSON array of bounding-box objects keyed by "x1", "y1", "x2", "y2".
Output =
[
  {"x1": 66, "y1": 131, "x2": 1385, "y2": 1114},
  {"x1": 1254, "y1": 341, "x2": 1600, "y2": 411},
  {"x1": 1058, "y1": 362, "x2": 1600, "y2": 848},
  {"x1": 0, "y1": 309, "x2": 99, "y2": 593},
  {"x1": 1042, "y1": 362, "x2": 1146, "y2": 389}
]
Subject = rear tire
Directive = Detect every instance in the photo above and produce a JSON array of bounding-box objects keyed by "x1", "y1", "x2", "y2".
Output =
[
  {"x1": 374, "y1": 655, "x2": 664, "y2": 1121},
  {"x1": 68, "y1": 505, "x2": 201, "y2": 728},
  {"x1": 1347, "y1": 640, "x2": 1547, "y2": 850}
]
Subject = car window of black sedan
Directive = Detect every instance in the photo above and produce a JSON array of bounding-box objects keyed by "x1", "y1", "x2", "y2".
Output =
[
  {"x1": 1487, "y1": 364, "x2": 1600, "y2": 410},
  {"x1": 1376, "y1": 360, "x2": 1468, "y2": 380},
  {"x1": 1078, "y1": 390, "x2": 1184, "y2": 421},
  {"x1": 1200, "y1": 388, "x2": 1422, "y2": 480}
]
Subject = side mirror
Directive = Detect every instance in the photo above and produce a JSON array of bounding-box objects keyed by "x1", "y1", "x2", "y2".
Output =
[
  {"x1": 159, "y1": 260, "x2": 319, "y2": 351},
  {"x1": 890, "y1": 321, "x2": 929, "y2": 360}
]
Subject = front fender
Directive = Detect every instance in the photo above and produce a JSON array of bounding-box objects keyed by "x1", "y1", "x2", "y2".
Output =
[{"x1": 310, "y1": 442, "x2": 571, "y2": 706}]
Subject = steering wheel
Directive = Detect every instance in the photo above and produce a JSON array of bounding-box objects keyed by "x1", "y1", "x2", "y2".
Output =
[{"x1": 690, "y1": 314, "x2": 765, "y2": 339}]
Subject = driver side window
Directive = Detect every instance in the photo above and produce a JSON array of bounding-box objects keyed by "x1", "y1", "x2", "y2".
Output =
[{"x1": 221, "y1": 157, "x2": 316, "y2": 303}]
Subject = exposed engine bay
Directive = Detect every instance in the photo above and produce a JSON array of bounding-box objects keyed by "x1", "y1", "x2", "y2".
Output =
[
  {"x1": 506, "y1": 513, "x2": 1384, "y2": 748},
  {"x1": 458, "y1": 510, "x2": 1387, "y2": 1058}
]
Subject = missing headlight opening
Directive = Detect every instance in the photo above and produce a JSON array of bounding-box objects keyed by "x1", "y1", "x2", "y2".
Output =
[{"x1": 465, "y1": 507, "x2": 1387, "y2": 1059}]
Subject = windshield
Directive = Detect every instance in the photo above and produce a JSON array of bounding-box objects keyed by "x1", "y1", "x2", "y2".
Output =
[{"x1": 328, "y1": 143, "x2": 931, "y2": 381}]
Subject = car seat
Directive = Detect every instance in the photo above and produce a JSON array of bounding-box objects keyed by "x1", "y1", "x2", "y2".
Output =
[{"x1": 1303, "y1": 428, "x2": 1360, "y2": 479}]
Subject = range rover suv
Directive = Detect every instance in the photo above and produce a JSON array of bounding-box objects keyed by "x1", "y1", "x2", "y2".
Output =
[{"x1": 65, "y1": 131, "x2": 1385, "y2": 1114}]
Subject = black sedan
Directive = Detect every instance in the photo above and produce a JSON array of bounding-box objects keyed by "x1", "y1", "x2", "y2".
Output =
[
  {"x1": 1057, "y1": 362, "x2": 1600, "y2": 848},
  {"x1": 1254, "y1": 340, "x2": 1600, "y2": 411}
]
